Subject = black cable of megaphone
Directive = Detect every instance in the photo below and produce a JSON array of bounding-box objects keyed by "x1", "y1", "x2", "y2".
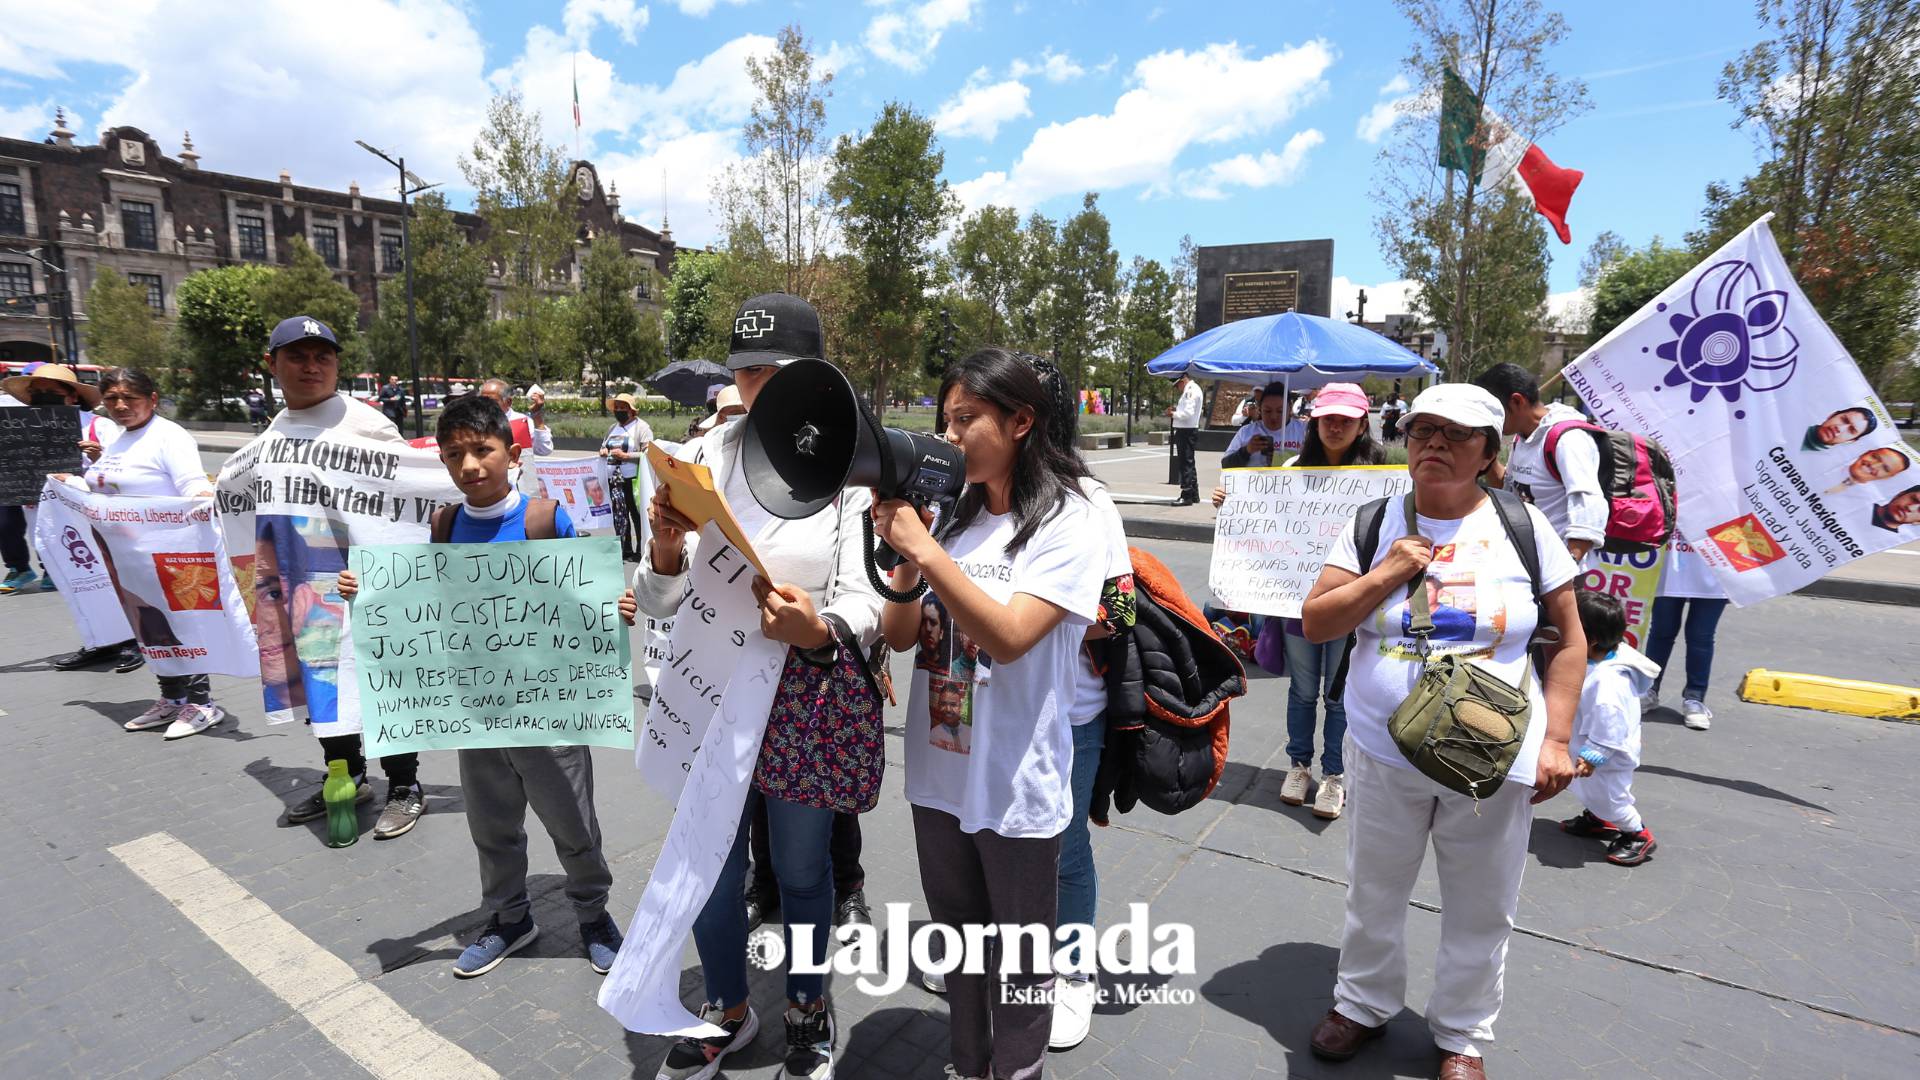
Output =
[{"x1": 863, "y1": 509, "x2": 928, "y2": 604}]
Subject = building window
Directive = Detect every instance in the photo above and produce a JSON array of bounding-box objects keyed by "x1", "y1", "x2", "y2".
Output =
[
  {"x1": 121, "y1": 200, "x2": 158, "y2": 250},
  {"x1": 237, "y1": 215, "x2": 267, "y2": 260},
  {"x1": 0, "y1": 182, "x2": 23, "y2": 236},
  {"x1": 0, "y1": 262, "x2": 31, "y2": 298},
  {"x1": 312, "y1": 224, "x2": 340, "y2": 267},
  {"x1": 128, "y1": 272, "x2": 164, "y2": 311},
  {"x1": 380, "y1": 231, "x2": 403, "y2": 272},
  {"x1": 634, "y1": 279, "x2": 652, "y2": 301}
]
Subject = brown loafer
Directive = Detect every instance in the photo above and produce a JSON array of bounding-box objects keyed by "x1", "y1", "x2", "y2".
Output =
[
  {"x1": 1309, "y1": 1008, "x2": 1385, "y2": 1060},
  {"x1": 1438, "y1": 1050, "x2": 1488, "y2": 1079}
]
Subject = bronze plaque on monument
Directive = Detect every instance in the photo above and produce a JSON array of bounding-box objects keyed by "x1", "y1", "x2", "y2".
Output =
[{"x1": 1210, "y1": 270, "x2": 1302, "y2": 424}]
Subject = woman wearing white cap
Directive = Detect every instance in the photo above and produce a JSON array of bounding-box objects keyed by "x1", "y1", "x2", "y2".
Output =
[
  {"x1": 1299, "y1": 383, "x2": 1583, "y2": 1079},
  {"x1": 600, "y1": 394, "x2": 652, "y2": 561}
]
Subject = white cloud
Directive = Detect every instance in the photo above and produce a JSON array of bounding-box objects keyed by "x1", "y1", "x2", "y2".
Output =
[
  {"x1": 953, "y1": 39, "x2": 1335, "y2": 211},
  {"x1": 597, "y1": 128, "x2": 745, "y2": 246},
  {"x1": 934, "y1": 70, "x2": 1032, "y2": 141},
  {"x1": 1547, "y1": 286, "x2": 1592, "y2": 333},
  {"x1": 1009, "y1": 49, "x2": 1087, "y2": 84},
  {"x1": 1356, "y1": 73, "x2": 1420, "y2": 142},
  {"x1": 562, "y1": 0, "x2": 650, "y2": 46},
  {"x1": 1332, "y1": 276, "x2": 1420, "y2": 321},
  {"x1": 1176, "y1": 129, "x2": 1324, "y2": 199},
  {"x1": 864, "y1": 0, "x2": 977, "y2": 73},
  {"x1": 670, "y1": 0, "x2": 749, "y2": 15},
  {"x1": 0, "y1": 100, "x2": 78, "y2": 141}
]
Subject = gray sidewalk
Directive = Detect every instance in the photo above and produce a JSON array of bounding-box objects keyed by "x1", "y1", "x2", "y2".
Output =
[{"x1": 2, "y1": 536, "x2": 1918, "y2": 1078}]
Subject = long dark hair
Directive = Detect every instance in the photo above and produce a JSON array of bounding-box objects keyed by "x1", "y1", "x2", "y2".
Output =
[
  {"x1": 937, "y1": 347, "x2": 1090, "y2": 554},
  {"x1": 1296, "y1": 412, "x2": 1387, "y2": 467},
  {"x1": 98, "y1": 367, "x2": 158, "y2": 398}
]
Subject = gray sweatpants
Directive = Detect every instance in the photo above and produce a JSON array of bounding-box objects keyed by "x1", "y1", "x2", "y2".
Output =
[
  {"x1": 458, "y1": 745, "x2": 613, "y2": 926},
  {"x1": 912, "y1": 804, "x2": 1059, "y2": 1080}
]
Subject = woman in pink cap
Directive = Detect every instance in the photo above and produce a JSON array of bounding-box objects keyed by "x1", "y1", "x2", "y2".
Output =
[{"x1": 1214, "y1": 382, "x2": 1385, "y2": 818}]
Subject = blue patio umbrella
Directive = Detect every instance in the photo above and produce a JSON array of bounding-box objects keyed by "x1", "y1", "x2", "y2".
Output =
[{"x1": 1145, "y1": 310, "x2": 1437, "y2": 390}]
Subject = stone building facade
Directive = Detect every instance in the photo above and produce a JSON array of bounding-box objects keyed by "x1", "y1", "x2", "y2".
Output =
[{"x1": 0, "y1": 112, "x2": 674, "y2": 369}]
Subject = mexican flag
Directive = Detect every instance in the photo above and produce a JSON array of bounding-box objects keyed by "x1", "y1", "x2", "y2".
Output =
[
  {"x1": 573, "y1": 55, "x2": 582, "y2": 129},
  {"x1": 1438, "y1": 67, "x2": 1583, "y2": 244}
]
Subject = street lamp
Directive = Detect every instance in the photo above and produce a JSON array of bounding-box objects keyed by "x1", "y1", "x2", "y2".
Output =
[{"x1": 355, "y1": 139, "x2": 439, "y2": 438}]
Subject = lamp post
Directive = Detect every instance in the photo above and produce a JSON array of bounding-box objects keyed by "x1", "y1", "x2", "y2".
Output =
[{"x1": 355, "y1": 140, "x2": 439, "y2": 439}]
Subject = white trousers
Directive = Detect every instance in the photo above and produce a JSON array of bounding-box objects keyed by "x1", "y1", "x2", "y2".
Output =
[
  {"x1": 1572, "y1": 766, "x2": 1641, "y2": 833},
  {"x1": 1332, "y1": 742, "x2": 1533, "y2": 1058}
]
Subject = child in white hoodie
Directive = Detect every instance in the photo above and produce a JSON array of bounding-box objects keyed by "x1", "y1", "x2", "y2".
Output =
[{"x1": 1561, "y1": 591, "x2": 1663, "y2": 866}]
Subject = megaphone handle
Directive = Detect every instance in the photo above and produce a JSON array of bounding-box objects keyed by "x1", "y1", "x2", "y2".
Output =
[{"x1": 863, "y1": 512, "x2": 929, "y2": 604}]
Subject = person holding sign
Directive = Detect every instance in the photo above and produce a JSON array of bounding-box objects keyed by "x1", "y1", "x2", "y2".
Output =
[
  {"x1": 61, "y1": 368, "x2": 228, "y2": 738},
  {"x1": 1301, "y1": 383, "x2": 1583, "y2": 1077},
  {"x1": 477, "y1": 378, "x2": 553, "y2": 459},
  {"x1": 875, "y1": 348, "x2": 1107, "y2": 1080},
  {"x1": 1221, "y1": 382, "x2": 1292, "y2": 469},
  {"x1": 336, "y1": 394, "x2": 637, "y2": 978},
  {"x1": 2, "y1": 363, "x2": 113, "y2": 602},
  {"x1": 639, "y1": 294, "x2": 881, "y2": 1080}
]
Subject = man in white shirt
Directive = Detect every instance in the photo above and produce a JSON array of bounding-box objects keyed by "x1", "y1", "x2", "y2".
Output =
[
  {"x1": 1474, "y1": 363, "x2": 1607, "y2": 563},
  {"x1": 1166, "y1": 375, "x2": 1204, "y2": 505},
  {"x1": 477, "y1": 379, "x2": 553, "y2": 458}
]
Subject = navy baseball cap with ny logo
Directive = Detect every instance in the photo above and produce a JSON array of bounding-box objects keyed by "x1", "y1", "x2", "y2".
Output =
[
  {"x1": 727, "y1": 292, "x2": 825, "y2": 370},
  {"x1": 267, "y1": 314, "x2": 340, "y2": 353}
]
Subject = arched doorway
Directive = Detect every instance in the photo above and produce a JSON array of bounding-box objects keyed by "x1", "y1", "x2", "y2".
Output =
[{"x1": 0, "y1": 339, "x2": 55, "y2": 366}]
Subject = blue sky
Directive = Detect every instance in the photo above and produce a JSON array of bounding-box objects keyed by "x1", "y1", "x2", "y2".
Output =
[{"x1": 2, "y1": 1, "x2": 1768, "y2": 315}]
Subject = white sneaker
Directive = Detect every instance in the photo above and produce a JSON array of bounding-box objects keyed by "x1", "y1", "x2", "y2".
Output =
[
  {"x1": 1681, "y1": 698, "x2": 1712, "y2": 730},
  {"x1": 1640, "y1": 690, "x2": 1660, "y2": 712},
  {"x1": 1311, "y1": 774, "x2": 1346, "y2": 820},
  {"x1": 921, "y1": 964, "x2": 946, "y2": 994},
  {"x1": 1048, "y1": 974, "x2": 1097, "y2": 1050},
  {"x1": 163, "y1": 703, "x2": 226, "y2": 740},
  {"x1": 1279, "y1": 764, "x2": 1313, "y2": 806},
  {"x1": 124, "y1": 700, "x2": 183, "y2": 731}
]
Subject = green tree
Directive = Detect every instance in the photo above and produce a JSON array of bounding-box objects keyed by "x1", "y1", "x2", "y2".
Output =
[
  {"x1": 252, "y1": 236, "x2": 361, "y2": 346},
  {"x1": 717, "y1": 24, "x2": 836, "y2": 300},
  {"x1": 462, "y1": 90, "x2": 580, "y2": 381},
  {"x1": 1690, "y1": 0, "x2": 1920, "y2": 392},
  {"x1": 1118, "y1": 256, "x2": 1177, "y2": 418},
  {"x1": 830, "y1": 101, "x2": 958, "y2": 409},
  {"x1": 1170, "y1": 233, "x2": 1199, "y2": 342},
  {"x1": 948, "y1": 205, "x2": 1026, "y2": 344},
  {"x1": 82, "y1": 271, "x2": 167, "y2": 369},
  {"x1": 1049, "y1": 193, "x2": 1121, "y2": 396},
  {"x1": 576, "y1": 236, "x2": 661, "y2": 407},
  {"x1": 1589, "y1": 239, "x2": 1696, "y2": 342},
  {"x1": 1372, "y1": 0, "x2": 1589, "y2": 378},
  {"x1": 174, "y1": 264, "x2": 274, "y2": 419},
  {"x1": 368, "y1": 192, "x2": 489, "y2": 382},
  {"x1": 1578, "y1": 229, "x2": 1630, "y2": 287},
  {"x1": 662, "y1": 248, "x2": 729, "y2": 363}
]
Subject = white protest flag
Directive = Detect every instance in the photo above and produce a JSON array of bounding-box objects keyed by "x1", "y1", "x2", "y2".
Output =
[
  {"x1": 530, "y1": 456, "x2": 618, "y2": 535},
  {"x1": 216, "y1": 398, "x2": 460, "y2": 731},
  {"x1": 1209, "y1": 466, "x2": 1412, "y2": 618},
  {"x1": 600, "y1": 520, "x2": 786, "y2": 1036},
  {"x1": 1561, "y1": 215, "x2": 1920, "y2": 605},
  {"x1": 36, "y1": 481, "x2": 258, "y2": 675},
  {"x1": 34, "y1": 480, "x2": 134, "y2": 650}
]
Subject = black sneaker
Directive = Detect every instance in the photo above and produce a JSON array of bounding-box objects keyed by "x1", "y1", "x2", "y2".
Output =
[
  {"x1": 834, "y1": 889, "x2": 872, "y2": 929},
  {"x1": 286, "y1": 777, "x2": 373, "y2": 823},
  {"x1": 783, "y1": 1003, "x2": 835, "y2": 1080},
  {"x1": 1606, "y1": 829, "x2": 1658, "y2": 866},
  {"x1": 657, "y1": 1003, "x2": 759, "y2": 1080},
  {"x1": 1560, "y1": 809, "x2": 1621, "y2": 840},
  {"x1": 112, "y1": 642, "x2": 146, "y2": 673},
  {"x1": 746, "y1": 887, "x2": 780, "y2": 932}
]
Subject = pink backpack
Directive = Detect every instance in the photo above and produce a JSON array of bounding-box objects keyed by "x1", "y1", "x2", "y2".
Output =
[{"x1": 1543, "y1": 420, "x2": 1677, "y2": 555}]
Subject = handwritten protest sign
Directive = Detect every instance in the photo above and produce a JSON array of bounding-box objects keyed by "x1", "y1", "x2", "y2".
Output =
[
  {"x1": 349, "y1": 535, "x2": 635, "y2": 757},
  {"x1": 1209, "y1": 465, "x2": 1411, "y2": 618},
  {"x1": 1578, "y1": 548, "x2": 1665, "y2": 650},
  {"x1": 640, "y1": 612, "x2": 675, "y2": 689},
  {"x1": 532, "y1": 456, "x2": 617, "y2": 535},
  {"x1": 0, "y1": 405, "x2": 81, "y2": 505}
]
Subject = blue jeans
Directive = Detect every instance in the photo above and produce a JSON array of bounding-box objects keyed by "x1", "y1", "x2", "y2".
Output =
[
  {"x1": 1056, "y1": 718, "x2": 1105, "y2": 974},
  {"x1": 1645, "y1": 596, "x2": 1728, "y2": 702},
  {"x1": 691, "y1": 793, "x2": 836, "y2": 1008},
  {"x1": 1283, "y1": 630, "x2": 1349, "y2": 775}
]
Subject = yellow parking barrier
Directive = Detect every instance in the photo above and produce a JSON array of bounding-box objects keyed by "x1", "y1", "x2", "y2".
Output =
[{"x1": 1738, "y1": 669, "x2": 1920, "y2": 722}]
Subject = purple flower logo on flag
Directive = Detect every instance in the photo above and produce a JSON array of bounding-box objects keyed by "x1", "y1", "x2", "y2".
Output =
[
  {"x1": 60, "y1": 525, "x2": 97, "y2": 571},
  {"x1": 1655, "y1": 258, "x2": 1797, "y2": 402}
]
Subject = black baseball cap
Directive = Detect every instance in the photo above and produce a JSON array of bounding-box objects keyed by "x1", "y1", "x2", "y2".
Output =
[
  {"x1": 727, "y1": 292, "x2": 825, "y2": 370},
  {"x1": 267, "y1": 315, "x2": 340, "y2": 354}
]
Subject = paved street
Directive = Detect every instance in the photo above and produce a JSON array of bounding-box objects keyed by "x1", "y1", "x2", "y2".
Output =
[{"x1": 4, "y1": 461, "x2": 1919, "y2": 1077}]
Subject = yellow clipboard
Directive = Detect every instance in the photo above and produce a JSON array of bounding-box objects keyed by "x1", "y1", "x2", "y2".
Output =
[{"x1": 644, "y1": 443, "x2": 771, "y2": 581}]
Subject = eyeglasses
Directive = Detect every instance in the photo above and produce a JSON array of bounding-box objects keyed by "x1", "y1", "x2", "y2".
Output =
[{"x1": 1403, "y1": 420, "x2": 1481, "y2": 443}]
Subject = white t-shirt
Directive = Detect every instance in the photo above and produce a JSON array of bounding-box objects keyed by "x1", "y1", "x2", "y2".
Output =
[
  {"x1": 905, "y1": 495, "x2": 1104, "y2": 837},
  {"x1": 1171, "y1": 382, "x2": 1204, "y2": 429},
  {"x1": 603, "y1": 419, "x2": 653, "y2": 479},
  {"x1": 1324, "y1": 496, "x2": 1579, "y2": 785},
  {"x1": 1657, "y1": 537, "x2": 1725, "y2": 600},
  {"x1": 719, "y1": 438, "x2": 775, "y2": 545},
  {"x1": 1224, "y1": 421, "x2": 1288, "y2": 468},
  {"x1": 1506, "y1": 402, "x2": 1608, "y2": 547},
  {"x1": 1069, "y1": 479, "x2": 1133, "y2": 725},
  {"x1": 1281, "y1": 417, "x2": 1308, "y2": 455},
  {"x1": 83, "y1": 415, "x2": 209, "y2": 498}
]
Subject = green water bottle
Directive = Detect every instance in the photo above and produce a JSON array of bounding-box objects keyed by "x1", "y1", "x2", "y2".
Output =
[{"x1": 323, "y1": 759, "x2": 359, "y2": 848}]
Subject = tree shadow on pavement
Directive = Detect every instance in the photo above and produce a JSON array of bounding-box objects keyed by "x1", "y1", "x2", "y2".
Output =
[
  {"x1": 1200, "y1": 941, "x2": 1435, "y2": 1079},
  {"x1": 1527, "y1": 818, "x2": 1615, "y2": 870},
  {"x1": 1635, "y1": 763, "x2": 1831, "y2": 813}
]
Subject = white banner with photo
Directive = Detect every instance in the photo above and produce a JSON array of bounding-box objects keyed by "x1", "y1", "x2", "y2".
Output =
[
  {"x1": 1209, "y1": 465, "x2": 1413, "y2": 618},
  {"x1": 33, "y1": 482, "x2": 134, "y2": 650},
  {"x1": 1562, "y1": 216, "x2": 1920, "y2": 605},
  {"x1": 531, "y1": 456, "x2": 618, "y2": 535},
  {"x1": 36, "y1": 480, "x2": 258, "y2": 675}
]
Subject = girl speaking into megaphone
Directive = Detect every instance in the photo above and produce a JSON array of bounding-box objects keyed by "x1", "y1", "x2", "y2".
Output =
[{"x1": 873, "y1": 347, "x2": 1109, "y2": 1080}]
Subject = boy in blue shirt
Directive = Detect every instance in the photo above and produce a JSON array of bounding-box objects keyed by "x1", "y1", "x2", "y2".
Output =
[{"x1": 338, "y1": 394, "x2": 638, "y2": 976}]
